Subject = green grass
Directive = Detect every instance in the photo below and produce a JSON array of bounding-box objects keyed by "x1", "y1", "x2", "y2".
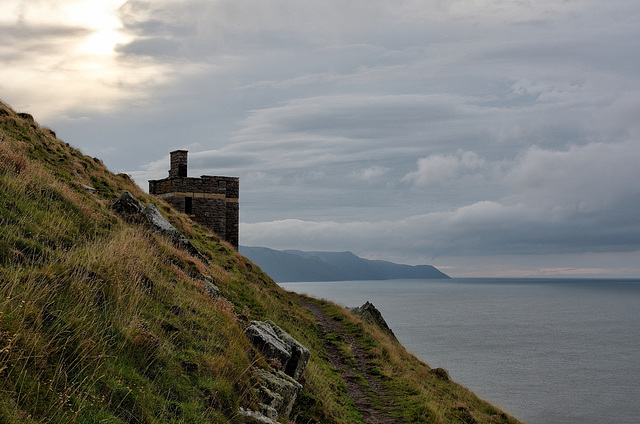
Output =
[{"x1": 0, "y1": 99, "x2": 522, "y2": 423}]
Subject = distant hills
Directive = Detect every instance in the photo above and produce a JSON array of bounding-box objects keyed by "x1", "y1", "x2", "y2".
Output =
[
  {"x1": 0, "y1": 99, "x2": 517, "y2": 424},
  {"x1": 240, "y1": 246, "x2": 450, "y2": 282}
]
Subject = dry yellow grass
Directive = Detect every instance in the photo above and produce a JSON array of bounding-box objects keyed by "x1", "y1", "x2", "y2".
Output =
[{"x1": 1, "y1": 99, "x2": 522, "y2": 423}]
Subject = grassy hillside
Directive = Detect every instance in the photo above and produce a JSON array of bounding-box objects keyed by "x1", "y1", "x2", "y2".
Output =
[{"x1": 0, "y1": 100, "x2": 521, "y2": 423}]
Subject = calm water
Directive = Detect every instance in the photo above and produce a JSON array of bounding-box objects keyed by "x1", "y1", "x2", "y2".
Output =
[{"x1": 280, "y1": 278, "x2": 640, "y2": 424}]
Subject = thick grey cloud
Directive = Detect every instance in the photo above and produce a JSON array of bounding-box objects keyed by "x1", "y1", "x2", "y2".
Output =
[
  {"x1": 242, "y1": 140, "x2": 640, "y2": 253},
  {"x1": 0, "y1": 24, "x2": 88, "y2": 61},
  {"x1": 2, "y1": 0, "x2": 640, "y2": 276}
]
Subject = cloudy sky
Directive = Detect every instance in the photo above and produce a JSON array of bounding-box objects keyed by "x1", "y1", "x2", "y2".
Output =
[{"x1": 2, "y1": 0, "x2": 640, "y2": 277}]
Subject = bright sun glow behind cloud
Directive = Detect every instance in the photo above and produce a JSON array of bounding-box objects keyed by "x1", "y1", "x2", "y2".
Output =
[
  {"x1": 65, "y1": 0, "x2": 130, "y2": 56},
  {"x1": 0, "y1": 0, "x2": 162, "y2": 119},
  {"x1": 2, "y1": 0, "x2": 129, "y2": 52},
  {"x1": 3, "y1": 0, "x2": 640, "y2": 277}
]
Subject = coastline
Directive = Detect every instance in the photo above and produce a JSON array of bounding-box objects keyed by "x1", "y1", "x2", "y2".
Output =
[{"x1": 281, "y1": 278, "x2": 640, "y2": 424}]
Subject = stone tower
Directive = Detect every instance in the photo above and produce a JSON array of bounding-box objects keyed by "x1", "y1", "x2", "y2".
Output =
[{"x1": 149, "y1": 150, "x2": 239, "y2": 249}]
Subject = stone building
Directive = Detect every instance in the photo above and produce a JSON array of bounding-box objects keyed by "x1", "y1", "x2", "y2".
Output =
[{"x1": 149, "y1": 150, "x2": 239, "y2": 249}]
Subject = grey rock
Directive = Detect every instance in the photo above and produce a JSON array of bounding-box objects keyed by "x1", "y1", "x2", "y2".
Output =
[
  {"x1": 255, "y1": 368, "x2": 302, "y2": 418},
  {"x1": 112, "y1": 192, "x2": 208, "y2": 263},
  {"x1": 245, "y1": 321, "x2": 291, "y2": 369},
  {"x1": 142, "y1": 203, "x2": 183, "y2": 239},
  {"x1": 237, "y1": 407, "x2": 280, "y2": 424},
  {"x1": 259, "y1": 403, "x2": 279, "y2": 421},
  {"x1": 351, "y1": 301, "x2": 396, "y2": 338},
  {"x1": 245, "y1": 320, "x2": 310, "y2": 380},
  {"x1": 142, "y1": 203, "x2": 208, "y2": 263},
  {"x1": 267, "y1": 322, "x2": 311, "y2": 381},
  {"x1": 82, "y1": 184, "x2": 96, "y2": 193},
  {"x1": 203, "y1": 276, "x2": 221, "y2": 298},
  {"x1": 111, "y1": 190, "x2": 144, "y2": 216}
]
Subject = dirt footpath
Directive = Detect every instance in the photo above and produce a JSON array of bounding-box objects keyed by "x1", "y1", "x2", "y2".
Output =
[{"x1": 296, "y1": 298, "x2": 398, "y2": 424}]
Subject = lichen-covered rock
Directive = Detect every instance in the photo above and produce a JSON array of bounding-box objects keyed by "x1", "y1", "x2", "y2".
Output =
[
  {"x1": 245, "y1": 321, "x2": 291, "y2": 370},
  {"x1": 254, "y1": 368, "x2": 303, "y2": 418},
  {"x1": 142, "y1": 203, "x2": 185, "y2": 242},
  {"x1": 112, "y1": 190, "x2": 144, "y2": 216},
  {"x1": 267, "y1": 321, "x2": 311, "y2": 381},
  {"x1": 141, "y1": 203, "x2": 207, "y2": 263},
  {"x1": 259, "y1": 403, "x2": 279, "y2": 421},
  {"x1": 112, "y1": 192, "x2": 209, "y2": 263},
  {"x1": 203, "y1": 276, "x2": 221, "y2": 298},
  {"x1": 245, "y1": 320, "x2": 310, "y2": 380},
  {"x1": 237, "y1": 407, "x2": 280, "y2": 424}
]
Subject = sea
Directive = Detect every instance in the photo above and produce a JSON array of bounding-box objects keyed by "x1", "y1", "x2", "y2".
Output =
[{"x1": 279, "y1": 278, "x2": 640, "y2": 424}]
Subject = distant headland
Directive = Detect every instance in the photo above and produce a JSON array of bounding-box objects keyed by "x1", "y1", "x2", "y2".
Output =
[{"x1": 240, "y1": 246, "x2": 450, "y2": 282}]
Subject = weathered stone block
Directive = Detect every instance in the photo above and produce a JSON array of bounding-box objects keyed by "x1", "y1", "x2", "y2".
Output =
[
  {"x1": 245, "y1": 320, "x2": 310, "y2": 381},
  {"x1": 245, "y1": 321, "x2": 292, "y2": 368},
  {"x1": 111, "y1": 190, "x2": 144, "y2": 216},
  {"x1": 254, "y1": 368, "x2": 303, "y2": 418},
  {"x1": 141, "y1": 203, "x2": 208, "y2": 263},
  {"x1": 237, "y1": 407, "x2": 280, "y2": 424}
]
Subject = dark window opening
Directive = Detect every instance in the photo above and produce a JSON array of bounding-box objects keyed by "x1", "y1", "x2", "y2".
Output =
[
  {"x1": 178, "y1": 164, "x2": 187, "y2": 177},
  {"x1": 185, "y1": 197, "x2": 193, "y2": 214}
]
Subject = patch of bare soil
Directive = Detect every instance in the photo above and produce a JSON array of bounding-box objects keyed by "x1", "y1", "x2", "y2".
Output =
[{"x1": 297, "y1": 298, "x2": 398, "y2": 424}]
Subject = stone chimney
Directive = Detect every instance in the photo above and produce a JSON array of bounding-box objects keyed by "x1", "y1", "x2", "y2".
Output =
[
  {"x1": 169, "y1": 150, "x2": 188, "y2": 178},
  {"x1": 150, "y1": 149, "x2": 239, "y2": 250}
]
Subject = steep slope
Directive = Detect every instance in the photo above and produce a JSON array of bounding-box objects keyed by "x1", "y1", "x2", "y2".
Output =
[{"x1": 0, "y1": 100, "x2": 520, "y2": 424}]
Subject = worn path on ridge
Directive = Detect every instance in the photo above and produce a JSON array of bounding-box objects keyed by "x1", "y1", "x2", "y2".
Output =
[{"x1": 296, "y1": 297, "x2": 398, "y2": 424}]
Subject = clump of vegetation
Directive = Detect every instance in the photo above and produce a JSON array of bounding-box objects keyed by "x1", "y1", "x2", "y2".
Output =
[{"x1": 0, "y1": 99, "x2": 521, "y2": 423}]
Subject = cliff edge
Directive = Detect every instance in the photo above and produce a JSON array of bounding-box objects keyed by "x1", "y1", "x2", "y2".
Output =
[{"x1": 0, "y1": 100, "x2": 520, "y2": 423}]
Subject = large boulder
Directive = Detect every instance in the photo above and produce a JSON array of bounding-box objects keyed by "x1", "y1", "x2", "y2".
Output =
[
  {"x1": 111, "y1": 190, "x2": 144, "y2": 216},
  {"x1": 267, "y1": 322, "x2": 310, "y2": 381},
  {"x1": 237, "y1": 407, "x2": 280, "y2": 424},
  {"x1": 141, "y1": 202, "x2": 186, "y2": 243},
  {"x1": 245, "y1": 321, "x2": 291, "y2": 367},
  {"x1": 112, "y1": 192, "x2": 208, "y2": 263},
  {"x1": 237, "y1": 365, "x2": 305, "y2": 423},
  {"x1": 254, "y1": 368, "x2": 303, "y2": 419},
  {"x1": 141, "y1": 203, "x2": 208, "y2": 263},
  {"x1": 245, "y1": 320, "x2": 310, "y2": 381}
]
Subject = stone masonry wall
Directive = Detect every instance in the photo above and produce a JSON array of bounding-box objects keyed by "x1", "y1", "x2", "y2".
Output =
[
  {"x1": 169, "y1": 150, "x2": 188, "y2": 178},
  {"x1": 149, "y1": 151, "x2": 239, "y2": 249}
]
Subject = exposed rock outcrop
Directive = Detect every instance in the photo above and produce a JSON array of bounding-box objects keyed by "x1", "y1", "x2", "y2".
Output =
[
  {"x1": 238, "y1": 407, "x2": 279, "y2": 424},
  {"x1": 351, "y1": 301, "x2": 396, "y2": 338},
  {"x1": 243, "y1": 320, "x2": 310, "y2": 422},
  {"x1": 111, "y1": 192, "x2": 208, "y2": 263},
  {"x1": 111, "y1": 190, "x2": 144, "y2": 216},
  {"x1": 245, "y1": 320, "x2": 310, "y2": 381},
  {"x1": 254, "y1": 368, "x2": 303, "y2": 418},
  {"x1": 203, "y1": 276, "x2": 221, "y2": 298}
]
